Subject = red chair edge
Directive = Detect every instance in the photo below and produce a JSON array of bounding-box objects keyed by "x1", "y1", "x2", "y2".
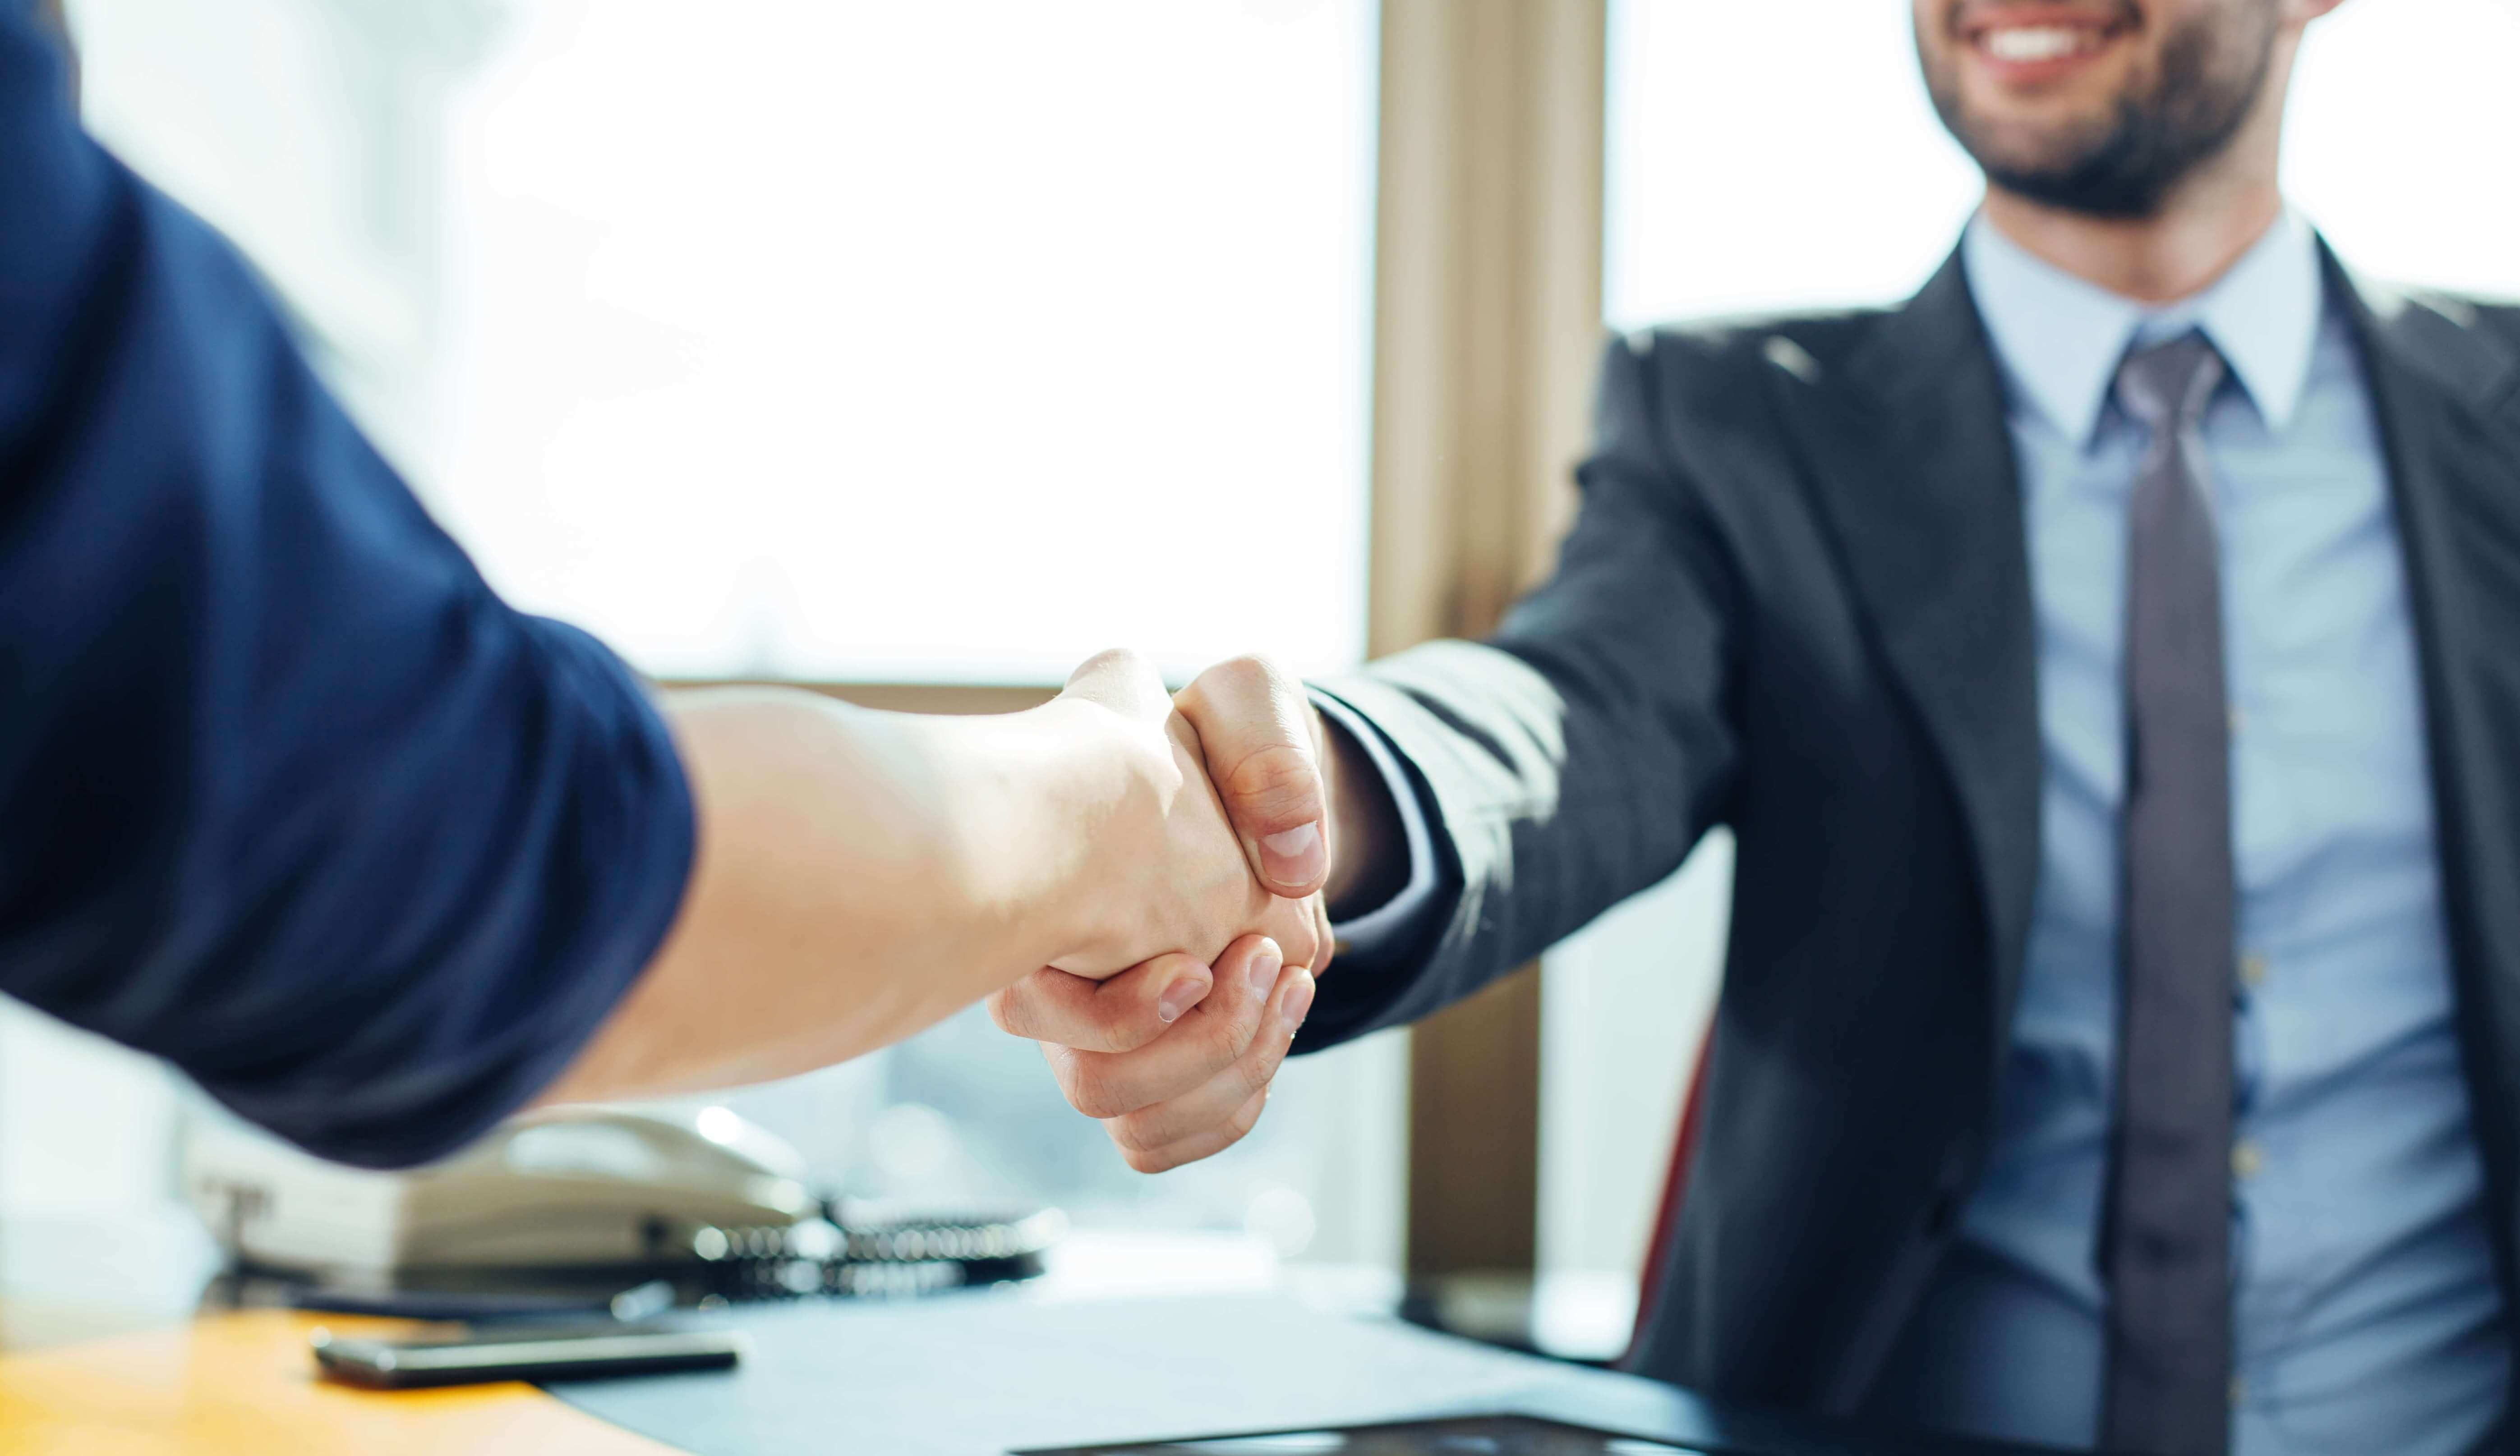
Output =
[{"x1": 1624, "y1": 1021, "x2": 1715, "y2": 1368}]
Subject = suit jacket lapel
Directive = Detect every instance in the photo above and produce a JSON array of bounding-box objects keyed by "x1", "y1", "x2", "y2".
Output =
[
  {"x1": 2335, "y1": 253, "x2": 2520, "y2": 1274},
  {"x1": 1766, "y1": 250, "x2": 2046, "y2": 1057}
]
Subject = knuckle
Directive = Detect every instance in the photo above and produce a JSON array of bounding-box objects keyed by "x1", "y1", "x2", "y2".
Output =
[
  {"x1": 1066, "y1": 647, "x2": 1125, "y2": 688},
  {"x1": 1222, "y1": 744, "x2": 1325, "y2": 831},
  {"x1": 1059, "y1": 1021, "x2": 1125, "y2": 1058},
  {"x1": 1212, "y1": 653, "x2": 1281, "y2": 694},
  {"x1": 992, "y1": 978, "x2": 1141, "y2": 1054},
  {"x1": 1093, "y1": 967, "x2": 1190, "y2": 1055},
  {"x1": 1263, "y1": 899, "x2": 1320, "y2": 968},
  {"x1": 1179, "y1": 654, "x2": 1290, "y2": 729},
  {"x1": 1083, "y1": 645, "x2": 1152, "y2": 675},
  {"x1": 1202, "y1": 999, "x2": 1264, "y2": 1066},
  {"x1": 1118, "y1": 1136, "x2": 1179, "y2": 1176},
  {"x1": 1064, "y1": 1064, "x2": 1137, "y2": 1121},
  {"x1": 1105, "y1": 1111, "x2": 1166, "y2": 1157},
  {"x1": 984, "y1": 988, "x2": 1033, "y2": 1038},
  {"x1": 1072, "y1": 1087, "x2": 1133, "y2": 1121},
  {"x1": 1070, "y1": 647, "x2": 1161, "y2": 707},
  {"x1": 1092, "y1": 1016, "x2": 1163, "y2": 1056},
  {"x1": 1077, "y1": 1086, "x2": 1140, "y2": 1121},
  {"x1": 1233, "y1": 1047, "x2": 1278, "y2": 1104},
  {"x1": 1229, "y1": 1089, "x2": 1270, "y2": 1140}
]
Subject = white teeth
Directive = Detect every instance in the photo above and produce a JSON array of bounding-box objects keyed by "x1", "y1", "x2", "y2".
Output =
[{"x1": 1984, "y1": 26, "x2": 2093, "y2": 62}]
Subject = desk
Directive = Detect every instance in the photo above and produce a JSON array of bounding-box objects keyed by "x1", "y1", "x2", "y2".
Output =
[
  {"x1": 0, "y1": 1215, "x2": 1400, "y2": 1456},
  {"x1": 0, "y1": 1215, "x2": 2053, "y2": 1456},
  {"x1": 0, "y1": 1307, "x2": 670, "y2": 1455},
  {"x1": 0, "y1": 1209, "x2": 659, "y2": 1452}
]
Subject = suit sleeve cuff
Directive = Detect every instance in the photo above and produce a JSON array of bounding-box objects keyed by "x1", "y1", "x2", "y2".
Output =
[{"x1": 1311, "y1": 689, "x2": 1440, "y2": 960}]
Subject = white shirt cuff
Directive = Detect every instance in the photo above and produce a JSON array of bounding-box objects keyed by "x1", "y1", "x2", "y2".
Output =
[{"x1": 1312, "y1": 690, "x2": 1440, "y2": 959}]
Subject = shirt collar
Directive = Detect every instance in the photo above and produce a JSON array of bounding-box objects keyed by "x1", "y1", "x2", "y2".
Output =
[{"x1": 1961, "y1": 207, "x2": 2324, "y2": 446}]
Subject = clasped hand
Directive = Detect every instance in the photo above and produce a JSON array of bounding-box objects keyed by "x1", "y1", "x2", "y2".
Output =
[{"x1": 1003, "y1": 652, "x2": 1336, "y2": 1172}]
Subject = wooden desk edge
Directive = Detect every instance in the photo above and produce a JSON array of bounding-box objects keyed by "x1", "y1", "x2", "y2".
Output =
[{"x1": 0, "y1": 1306, "x2": 680, "y2": 1455}]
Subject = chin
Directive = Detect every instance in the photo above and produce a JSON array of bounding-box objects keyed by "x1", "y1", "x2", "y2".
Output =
[{"x1": 1953, "y1": 107, "x2": 2123, "y2": 181}]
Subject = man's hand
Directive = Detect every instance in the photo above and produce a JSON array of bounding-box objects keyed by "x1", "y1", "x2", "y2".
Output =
[
  {"x1": 991, "y1": 933, "x2": 1315, "y2": 1172},
  {"x1": 995, "y1": 653, "x2": 1409, "y2": 1171},
  {"x1": 1044, "y1": 650, "x2": 1326, "y2": 983},
  {"x1": 539, "y1": 652, "x2": 1341, "y2": 1110},
  {"x1": 1174, "y1": 654, "x2": 1404, "y2": 914}
]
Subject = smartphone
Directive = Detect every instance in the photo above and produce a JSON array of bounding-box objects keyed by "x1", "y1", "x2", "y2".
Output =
[{"x1": 310, "y1": 1324, "x2": 746, "y2": 1389}]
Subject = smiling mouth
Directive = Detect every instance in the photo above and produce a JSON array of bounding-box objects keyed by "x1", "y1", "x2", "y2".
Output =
[
  {"x1": 1984, "y1": 25, "x2": 2107, "y2": 60},
  {"x1": 1960, "y1": 7, "x2": 2133, "y2": 68}
]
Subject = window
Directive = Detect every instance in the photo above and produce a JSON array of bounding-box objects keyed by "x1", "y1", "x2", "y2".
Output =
[
  {"x1": 37, "y1": 0, "x2": 1399, "y2": 1272},
  {"x1": 2283, "y1": 0, "x2": 2520, "y2": 297},
  {"x1": 1602, "y1": 0, "x2": 2520, "y2": 332},
  {"x1": 78, "y1": 0, "x2": 1379, "y2": 686},
  {"x1": 1603, "y1": 0, "x2": 1978, "y2": 327},
  {"x1": 437, "y1": 0, "x2": 1377, "y2": 683}
]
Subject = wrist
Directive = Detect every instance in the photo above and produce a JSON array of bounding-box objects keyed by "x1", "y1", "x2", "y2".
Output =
[
  {"x1": 1003, "y1": 696, "x2": 1176, "y2": 972},
  {"x1": 1318, "y1": 704, "x2": 1406, "y2": 917},
  {"x1": 923, "y1": 699, "x2": 1125, "y2": 978}
]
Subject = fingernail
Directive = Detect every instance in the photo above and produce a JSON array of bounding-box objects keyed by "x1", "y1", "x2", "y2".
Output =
[
  {"x1": 1248, "y1": 949, "x2": 1283, "y2": 998},
  {"x1": 1279, "y1": 972, "x2": 1315, "y2": 1032},
  {"x1": 1258, "y1": 822, "x2": 1326, "y2": 889},
  {"x1": 1157, "y1": 970, "x2": 1211, "y2": 1024}
]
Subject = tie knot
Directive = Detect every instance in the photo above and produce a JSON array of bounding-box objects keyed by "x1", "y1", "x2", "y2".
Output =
[{"x1": 2115, "y1": 331, "x2": 2225, "y2": 434}]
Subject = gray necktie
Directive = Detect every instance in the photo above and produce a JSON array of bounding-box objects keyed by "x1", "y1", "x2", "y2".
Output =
[{"x1": 2101, "y1": 331, "x2": 2235, "y2": 1455}]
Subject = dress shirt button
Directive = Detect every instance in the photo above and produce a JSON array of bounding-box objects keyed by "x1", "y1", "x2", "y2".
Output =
[
  {"x1": 2233, "y1": 1141, "x2": 2267, "y2": 1180},
  {"x1": 2239, "y1": 952, "x2": 2270, "y2": 990},
  {"x1": 2229, "y1": 704, "x2": 2247, "y2": 733},
  {"x1": 2231, "y1": 1375, "x2": 2248, "y2": 1408}
]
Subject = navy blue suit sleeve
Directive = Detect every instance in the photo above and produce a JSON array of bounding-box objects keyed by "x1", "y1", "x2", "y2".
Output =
[{"x1": 0, "y1": 14, "x2": 695, "y2": 1167}]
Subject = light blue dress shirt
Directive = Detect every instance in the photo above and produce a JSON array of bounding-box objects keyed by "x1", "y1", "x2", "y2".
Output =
[
  {"x1": 1337, "y1": 211, "x2": 2512, "y2": 1451},
  {"x1": 1867, "y1": 214, "x2": 2510, "y2": 1452}
]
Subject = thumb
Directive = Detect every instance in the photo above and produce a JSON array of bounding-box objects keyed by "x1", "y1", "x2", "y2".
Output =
[{"x1": 1175, "y1": 655, "x2": 1330, "y2": 897}]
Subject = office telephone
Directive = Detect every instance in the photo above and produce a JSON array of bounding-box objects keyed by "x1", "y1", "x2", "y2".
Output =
[{"x1": 186, "y1": 1104, "x2": 1060, "y2": 1301}]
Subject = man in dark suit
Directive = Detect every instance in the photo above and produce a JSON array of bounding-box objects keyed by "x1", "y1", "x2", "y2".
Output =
[{"x1": 994, "y1": 0, "x2": 2520, "y2": 1449}]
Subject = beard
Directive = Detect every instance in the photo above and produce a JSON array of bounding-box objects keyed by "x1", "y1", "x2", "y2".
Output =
[{"x1": 1921, "y1": 2, "x2": 2281, "y2": 218}]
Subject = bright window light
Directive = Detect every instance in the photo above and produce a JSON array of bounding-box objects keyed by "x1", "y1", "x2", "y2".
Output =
[
  {"x1": 436, "y1": 0, "x2": 1378, "y2": 683},
  {"x1": 2283, "y1": 0, "x2": 2520, "y2": 299},
  {"x1": 1606, "y1": 0, "x2": 2520, "y2": 331},
  {"x1": 1603, "y1": 0, "x2": 1981, "y2": 328},
  {"x1": 63, "y1": 0, "x2": 1399, "y2": 1260}
]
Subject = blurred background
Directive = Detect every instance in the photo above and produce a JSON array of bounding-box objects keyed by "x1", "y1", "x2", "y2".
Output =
[{"x1": 5, "y1": 0, "x2": 2517, "y2": 1356}]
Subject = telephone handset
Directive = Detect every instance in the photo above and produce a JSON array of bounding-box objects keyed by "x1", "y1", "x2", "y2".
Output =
[
  {"x1": 186, "y1": 1104, "x2": 1060, "y2": 1299},
  {"x1": 401, "y1": 1105, "x2": 818, "y2": 1268}
]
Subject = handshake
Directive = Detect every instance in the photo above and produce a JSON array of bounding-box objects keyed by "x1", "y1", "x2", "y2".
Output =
[{"x1": 997, "y1": 647, "x2": 1395, "y2": 1174}]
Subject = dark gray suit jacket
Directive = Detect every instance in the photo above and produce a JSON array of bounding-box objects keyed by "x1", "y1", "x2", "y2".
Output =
[{"x1": 1297, "y1": 244, "x2": 2520, "y2": 1418}]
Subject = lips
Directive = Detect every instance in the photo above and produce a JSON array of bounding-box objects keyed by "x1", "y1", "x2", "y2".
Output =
[{"x1": 1953, "y1": 3, "x2": 2134, "y2": 81}]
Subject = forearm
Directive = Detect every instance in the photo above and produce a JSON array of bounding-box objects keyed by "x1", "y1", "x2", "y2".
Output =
[
  {"x1": 1302, "y1": 632, "x2": 1731, "y2": 1039},
  {"x1": 540, "y1": 687, "x2": 1122, "y2": 1104}
]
